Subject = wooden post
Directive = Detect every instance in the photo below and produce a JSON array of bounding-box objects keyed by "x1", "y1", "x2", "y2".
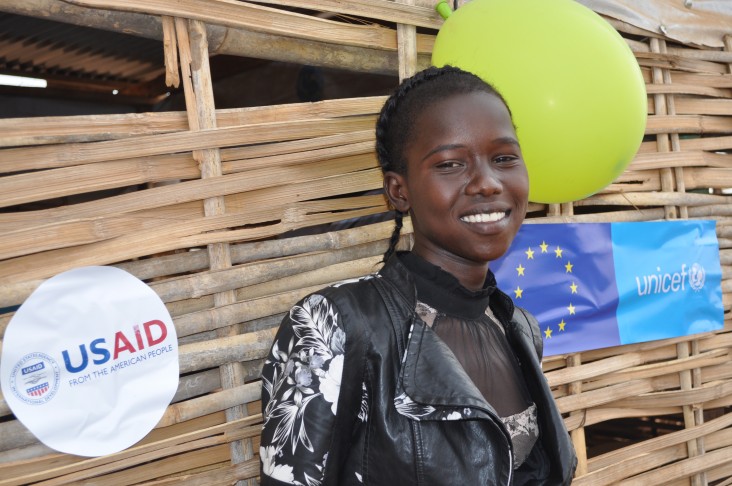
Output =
[
  {"x1": 561, "y1": 202, "x2": 574, "y2": 218},
  {"x1": 173, "y1": 17, "x2": 255, "y2": 484},
  {"x1": 649, "y1": 38, "x2": 678, "y2": 222},
  {"x1": 397, "y1": 0, "x2": 418, "y2": 81},
  {"x1": 567, "y1": 355, "x2": 587, "y2": 477},
  {"x1": 563, "y1": 190, "x2": 581, "y2": 478},
  {"x1": 650, "y1": 35, "x2": 706, "y2": 486}
]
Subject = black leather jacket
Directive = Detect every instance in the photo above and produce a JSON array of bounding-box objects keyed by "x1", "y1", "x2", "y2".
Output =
[{"x1": 261, "y1": 256, "x2": 577, "y2": 485}]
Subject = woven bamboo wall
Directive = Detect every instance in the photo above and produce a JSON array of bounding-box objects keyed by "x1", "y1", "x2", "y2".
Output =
[{"x1": 1, "y1": 1, "x2": 731, "y2": 484}]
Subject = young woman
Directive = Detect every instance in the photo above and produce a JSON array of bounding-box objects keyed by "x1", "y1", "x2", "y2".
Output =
[{"x1": 260, "y1": 66, "x2": 577, "y2": 485}]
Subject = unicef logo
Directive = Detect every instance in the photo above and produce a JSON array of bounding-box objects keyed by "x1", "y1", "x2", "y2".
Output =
[
  {"x1": 689, "y1": 263, "x2": 705, "y2": 291},
  {"x1": 9, "y1": 352, "x2": 61, "y2": 405}
]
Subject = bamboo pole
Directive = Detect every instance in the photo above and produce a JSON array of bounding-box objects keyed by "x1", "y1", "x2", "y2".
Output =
[
  {"x1": 0, "y1": 116, "x2": 375, "y2": 173},
  {"x1": 0, "y1": 99, "x2": 382, "y2": 148},
  {"x1": 0, "y1": 154, "x2": 380, "y2": 231},
  {"x1": 0, "y1": 415, "x2": 262, "y2": 485},
  {"x1": 0, "y1": 155, "x2": 198, "y2": 211},
  {"x1": 650, "y1": 38, "x2": 677, "y2": 221},
  {"x1": 177, "y1": 327, "x2": 275, "y2": 375},
  {"x1": 630, "y1": 150, "x2": 732, "y2": 173},
  {"x1": 574, "y1": 192, "x2": 730, "y2": 207},
  {"x1": 173, "y1": 256, "x2": 383, "y2": 338},
  {"x1": 671, "y1": 72, "x2": 732, "y2": 88},
  {"x1": 124, "y1": 218, "x2": 397, "y2": 283},
  {"x1": 554, "y1": 380, "x2": 654, "y2": 415},
  {"x1": 174, "y1": 17, "x2": 254, "y2": 479},
  {"x1": 675, "y1": 98, "x2": 732, "y2": 116},
  {"x1": 645, "y1": 83, "x2": 732, "y2": 98},
  {"x1": 579, "y1": 352, "x2": 729, "y2": 393},
  {"x1": 618, "y1": 446, "x2": 732, "y2": 486},
  {"x1": 653, "y1": 37, "x2": 703, "y2": 486},
  {"x1": 657, "y1": 44, "x2": 689, "y2": 222},
  {"x1": 634, "y1": 51, "x2": 729, "y2": 75},
  {"x1": 645, "y1": 114, "x2": 732, "y2": 134},
  {"x1": 397, "y1": 0, "x2": 418, "y2": 82},
  {"x1": 0, "y1": 167, "x2": 383, "y2": 282},
  {"x1": 151, "y1": 239, "x2": 395, "y2": 304},
  {"x1": 247, "y1": 0, "x2": 442, "y2": 29},
  {"x1": 568, "y1": 354, "x2": 588, "y2": 476},
  {"x1": 63, "y1": 0, "x2": 435, "y2": 53},
  {"x1": 157, "y1": 382, "x2": 261, "y2": 428},
  {"x1": 162, "y1": 16, "x2": 180, "y2": 89}
]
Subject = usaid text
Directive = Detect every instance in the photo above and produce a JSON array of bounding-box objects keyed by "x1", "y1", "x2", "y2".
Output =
[{"x1": 61, "y1": 319, "x2": 169, "y2": 373}]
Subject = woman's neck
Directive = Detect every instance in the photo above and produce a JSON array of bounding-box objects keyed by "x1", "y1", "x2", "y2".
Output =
[{"x1": 410, "y1": 247, "x2": 489, "y2": 291}]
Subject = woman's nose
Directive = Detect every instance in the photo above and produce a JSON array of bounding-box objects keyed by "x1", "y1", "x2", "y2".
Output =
[{"x1": 465, "y1": 164, "x2": 502, "y2": 196}]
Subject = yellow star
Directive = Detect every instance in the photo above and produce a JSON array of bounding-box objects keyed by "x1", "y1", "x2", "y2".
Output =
[
  {"x1": 540, "y1": 241, "x2": 549, "y2": 253},
  {"x1": 558, "y1": 320, "x2": 566, "y2": 331},
  {"x1": 514, "y1": 287, "x2": 523, "y2": 298},
  {"x1": 567, "y1": 303, "x2": 576, "y2": 315},
  {"x1": 565, "y1": 261, "x2": 573, "y2": 273},
  {"x1": 516, "y1": 264, "x2": 525, "y2": 276},
  {"x1": 525, "y1": 247, "x2": 534, "y2": 259},
  {"x1": 570, "y1": 282, "x2": 578, "y2": 294},
  {"x1": 555, "y1": 246, "x2": 563, "y2": 258},
  {"x1": 544, "y1": 326, "x2": 553, "y2": 339}
]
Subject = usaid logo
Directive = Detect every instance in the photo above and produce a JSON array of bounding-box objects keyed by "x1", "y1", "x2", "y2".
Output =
[
  {"x1": 635, "y1": 263, "x2": 705, "y2": 296},
  {"x1": 0, "y1": 266, "x2": 180, "y2": 457},
  {"x1": 60, "y1": 319, "x2": 168, "y2": 374},
  {"x1": 9, "y1": 352, "x2": 61, "y2": 405}
]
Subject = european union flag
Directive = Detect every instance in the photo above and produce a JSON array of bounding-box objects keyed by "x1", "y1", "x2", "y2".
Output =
[{"x1": 491, "y1": 220, "x2": 723, "y2": 356}]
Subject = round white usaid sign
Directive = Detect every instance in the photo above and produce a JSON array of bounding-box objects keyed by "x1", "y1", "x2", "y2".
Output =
[{"x1": 0, "y1": 266, "x2": 179, "y2": 457}]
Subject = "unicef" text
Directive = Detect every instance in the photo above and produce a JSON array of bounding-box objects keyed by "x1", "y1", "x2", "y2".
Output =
[{"x1": 635, "y1": 264, "x2": 688, "y2": 296}]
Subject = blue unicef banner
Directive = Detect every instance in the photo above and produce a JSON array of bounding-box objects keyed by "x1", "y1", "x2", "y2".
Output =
[{"x1": 491, "y1": 221, "x2": 723, "y2": 356}]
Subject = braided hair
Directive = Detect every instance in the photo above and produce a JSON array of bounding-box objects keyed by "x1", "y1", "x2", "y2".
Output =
[{"x1": 375, "y1": 65, "x2": 512, "y2": 262}]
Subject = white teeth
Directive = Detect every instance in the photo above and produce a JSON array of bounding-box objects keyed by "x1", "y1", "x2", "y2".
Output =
[{"x1": 461, "y1": 212, "x2": 506, "y2": 223}]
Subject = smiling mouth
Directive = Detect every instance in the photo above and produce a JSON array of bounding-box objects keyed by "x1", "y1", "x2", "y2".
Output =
[{"x1": 460, "y1": 212, "x2": 506, "y2": 223}]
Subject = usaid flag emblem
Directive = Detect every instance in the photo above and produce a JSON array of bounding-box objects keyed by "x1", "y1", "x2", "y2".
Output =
[
  {"x1": 10, "y1": 352, "x2": 60, "y2": 405},
  {"x1": 0, "y1": 266, "x2": 179, "y2": 457}
]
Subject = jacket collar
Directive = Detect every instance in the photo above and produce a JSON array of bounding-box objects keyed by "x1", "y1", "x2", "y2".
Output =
[{"x1": 381, "y1": 252, "x2": 516, "y2": 323}]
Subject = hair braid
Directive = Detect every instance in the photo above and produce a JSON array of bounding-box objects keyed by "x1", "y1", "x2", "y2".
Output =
[{"x1": 382, "y1": 211, "x2": 404, "y2": 263}]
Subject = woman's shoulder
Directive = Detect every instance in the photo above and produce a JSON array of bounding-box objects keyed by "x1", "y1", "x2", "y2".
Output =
[
  {"x1": 296, "y1": 273, "x2": 399, "y2": 336},
  {"x1": 314, "y1": 273, "x2": 381, "y2": 303},
  {"x1": 289, "y1": 273, "x2": 382, "y2": 322}
]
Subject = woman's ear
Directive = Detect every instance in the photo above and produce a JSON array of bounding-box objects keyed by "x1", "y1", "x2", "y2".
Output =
[{"x1": 383, "y1": 171, "x2": 410, "y2": 213}]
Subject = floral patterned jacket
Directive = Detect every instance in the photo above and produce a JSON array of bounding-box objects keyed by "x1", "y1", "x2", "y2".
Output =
[{"x1": 260, "y1": 255, "x2": 577, "y2": 486}]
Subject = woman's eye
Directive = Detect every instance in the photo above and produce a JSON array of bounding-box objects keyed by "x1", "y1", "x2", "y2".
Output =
[
  {"x1": 494, "y1": 155, "x2": 519, "y2": 164},
  {"x1": 436, "y1": 161, "x2": 462, "y2": 169}
]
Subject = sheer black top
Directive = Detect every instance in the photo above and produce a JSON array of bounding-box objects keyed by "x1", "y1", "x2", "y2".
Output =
[{"x1": 400, "y1": 252, "x2": 540, "y2": 468}]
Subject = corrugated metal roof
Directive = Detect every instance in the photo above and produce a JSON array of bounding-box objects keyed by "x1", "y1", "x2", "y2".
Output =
[
  {"x1": 0, "y1": 12, "x2": 166, "y2": 105},
  {"x1": 579, "y1": 0, "x2": 732, "y2": 48}
]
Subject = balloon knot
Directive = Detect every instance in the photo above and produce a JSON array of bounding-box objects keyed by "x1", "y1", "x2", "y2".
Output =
[{"x1": 435, "y1": 1, "x2": 453, "y2": 20}]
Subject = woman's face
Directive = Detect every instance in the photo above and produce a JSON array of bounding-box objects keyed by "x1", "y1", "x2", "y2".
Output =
[{"x1": 385, "y1": 91, "x2": 529, "y2": 272}]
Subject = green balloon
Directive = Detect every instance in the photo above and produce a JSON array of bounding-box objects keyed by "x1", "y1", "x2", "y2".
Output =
[{"x1": 432, "y1": 0, "x2": 647, "y2": 203}]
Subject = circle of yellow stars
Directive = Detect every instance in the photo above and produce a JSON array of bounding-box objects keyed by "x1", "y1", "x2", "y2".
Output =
[{"x1": 512, "y1": 240, "x2": 579, "y2": 340}]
